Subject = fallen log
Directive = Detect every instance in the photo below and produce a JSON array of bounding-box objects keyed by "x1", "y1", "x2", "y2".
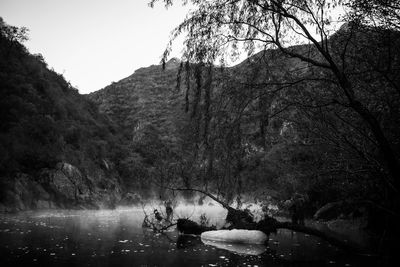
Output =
[
  {"x1": 177, "y1": 218, "x2": 216, "y2": 235},
  {"x1": 165, "y1": 186, "x2": 372, "y2": 254}
]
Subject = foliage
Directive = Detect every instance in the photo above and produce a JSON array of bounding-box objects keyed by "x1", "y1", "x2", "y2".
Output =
[
  {"x1": 347, "y1": 0, "x2": 400, "y2": 30},
  {"x1": 0, "y1": 18, "x2": 124, "y2": 177},
  {"x1": 0, "y1": 17, "x2": 29, "y2": 43},
  {"x1": 148, "y1": 0, "x2": 400, "y2": 201}
]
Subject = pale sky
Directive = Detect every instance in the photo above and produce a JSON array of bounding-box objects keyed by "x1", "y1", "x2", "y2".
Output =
[{"x1": 0, "y1": 0, "x2": 190, "y2": 93}]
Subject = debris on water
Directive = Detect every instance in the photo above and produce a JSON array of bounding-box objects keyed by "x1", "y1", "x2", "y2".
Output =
[
  {"x1": 118, "y1": 240, "x2": 129, "y2": 243},
  {"x1": 219, "y1": 256, "x2": 226, "y2": 259}
]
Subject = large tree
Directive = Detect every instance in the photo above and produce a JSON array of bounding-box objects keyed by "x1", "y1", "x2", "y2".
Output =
[{"x1": 150, "y1": 0, "x2": 400, "y2": 196}]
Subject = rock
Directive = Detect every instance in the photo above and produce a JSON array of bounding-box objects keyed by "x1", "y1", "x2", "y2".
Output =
[
  {"x1": 201, "y1": 229, "x2": 268, "y2": 244},
  {"x1": 0, "y1": 174, "x2": 51, "y2": 211},
  {"x1": 0, "y1": 161, "x2": 122, "y2": 212},
  {"x1": 57, "y1": 162, "x2": 83, "y2": 180},
  {"x1": 50, "y1": 170, "x2": 77, "y2": 200}
]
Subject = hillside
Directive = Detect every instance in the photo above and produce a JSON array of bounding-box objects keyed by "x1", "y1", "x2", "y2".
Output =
[
  {"x1": 88, "y1": 24, "x2": 400, "y2": 210},
  {"x1": 88, "y1": 58, "x2": 188, "y2": 144},
  {"x1": 0, "y1": 19, "x2": 123, "y2": 211}
]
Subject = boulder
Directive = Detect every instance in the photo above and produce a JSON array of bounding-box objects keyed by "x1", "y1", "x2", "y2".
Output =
[
  {"x1": 50, "y1": 170, "x2": 76, "y2": 200},
  {"x1": 201, "y1": 229, "x2": 268, "y2": 244}
]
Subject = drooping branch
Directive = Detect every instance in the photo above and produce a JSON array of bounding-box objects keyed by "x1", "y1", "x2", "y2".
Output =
[{"x1": 164, "y1": 185, "x2": 232, "y2": 210}]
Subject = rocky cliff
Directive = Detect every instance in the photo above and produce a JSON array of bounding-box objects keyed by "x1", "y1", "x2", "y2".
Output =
[{"x1": 0, "y1": 162, "x2": 121, "y2": 212}]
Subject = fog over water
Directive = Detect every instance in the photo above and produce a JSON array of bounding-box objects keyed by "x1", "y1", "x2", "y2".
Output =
[{"x1": 0, "y1": 202, "x2": 378, "y2": 267}]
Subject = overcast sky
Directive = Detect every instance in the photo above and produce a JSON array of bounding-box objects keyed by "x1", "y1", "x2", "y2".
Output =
[{"x1": 0, "y1": 0, "x2": 190, "y2": 94}]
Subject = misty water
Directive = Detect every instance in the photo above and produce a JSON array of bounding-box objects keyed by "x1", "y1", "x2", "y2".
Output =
[{"x1": 0, "y1": 204, "x2": 378, "y2": 267}]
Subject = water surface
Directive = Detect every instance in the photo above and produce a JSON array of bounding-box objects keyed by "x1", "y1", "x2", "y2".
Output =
[{"x1": 0, "y1": 205, "x2": 378, "y2": 267}]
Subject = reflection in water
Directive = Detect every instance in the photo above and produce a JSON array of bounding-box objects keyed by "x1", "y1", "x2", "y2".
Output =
[
  {"x1": 201, "y1": 239, "x2": 267, "y2": 256},
  {"x1": 0, "y1": 207, "x2": 378, "y2": 267},
  {"x1": 176, "y1": 235, "x2": 202, "y2": 249}
]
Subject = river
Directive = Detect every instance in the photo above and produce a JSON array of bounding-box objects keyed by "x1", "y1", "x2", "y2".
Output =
[{"x1": 0, "y1": 204, "x2": 379, "y2": 266}]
